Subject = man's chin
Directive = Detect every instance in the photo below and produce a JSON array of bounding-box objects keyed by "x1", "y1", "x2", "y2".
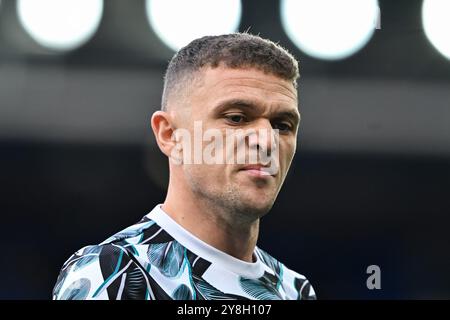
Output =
[{"x1": 235, "y1": 196, "x2": 275, "y2": 219}]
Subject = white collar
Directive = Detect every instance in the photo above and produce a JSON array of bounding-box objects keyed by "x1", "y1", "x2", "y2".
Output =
[{"x1": 146, "y1": 204, "x2": 265, "y2": 278}]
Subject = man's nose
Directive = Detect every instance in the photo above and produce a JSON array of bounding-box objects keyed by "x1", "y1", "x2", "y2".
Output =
[{"x1": 247, "y1": 119, "x2": 275, "y2": 155}]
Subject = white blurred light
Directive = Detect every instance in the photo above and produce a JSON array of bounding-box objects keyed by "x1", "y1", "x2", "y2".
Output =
[
  {"x1": 422, "y1": 0, "x2": 450, "y2": 60},
  {"x1": 146, "y1": 0, "x2": 242, "y2": 51},
  {"x1": 281, "y1": 0, "x2": 379, "y2": 60},
  {"x1": 17, "y1": 0, "x2": 103, "y2": 51}
]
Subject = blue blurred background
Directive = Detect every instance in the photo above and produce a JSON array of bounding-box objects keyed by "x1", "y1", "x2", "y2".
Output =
[{"x1": 1, "y1": 0, "x2": 449, "y2": 299}]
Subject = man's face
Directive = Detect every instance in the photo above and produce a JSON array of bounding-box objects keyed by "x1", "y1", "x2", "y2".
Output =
[{"x1": 174, "y1": 66, "x2": 300, "y2": 220}]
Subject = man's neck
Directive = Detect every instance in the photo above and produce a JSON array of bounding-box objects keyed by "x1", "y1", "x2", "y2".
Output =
[{"x1": 162, "y1": 184, "x2": 259, "y2": 263}]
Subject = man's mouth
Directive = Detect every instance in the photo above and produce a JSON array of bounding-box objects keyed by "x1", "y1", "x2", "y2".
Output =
[{"x1": 239, "y1": 165, "x2": 275, "y2": 177}]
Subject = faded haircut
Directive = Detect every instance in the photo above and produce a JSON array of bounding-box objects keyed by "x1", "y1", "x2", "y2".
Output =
[{"x1": 161, "y1": 33, "x2": 299, "y2": 111}]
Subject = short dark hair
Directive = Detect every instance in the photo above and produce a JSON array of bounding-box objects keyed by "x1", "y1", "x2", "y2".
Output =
[{"x1": 161, "y1": 33, "x2": 299, "y2": 111}]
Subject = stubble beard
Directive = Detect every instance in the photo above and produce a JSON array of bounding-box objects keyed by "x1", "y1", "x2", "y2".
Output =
[{"x1": 185, "y1": 169, "x2": 277, "y2": 227}]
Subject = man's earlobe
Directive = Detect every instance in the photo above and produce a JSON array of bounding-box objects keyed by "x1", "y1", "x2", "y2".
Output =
[{"x1": 150, "y1": 111, "x2": 176, "y2": 158}]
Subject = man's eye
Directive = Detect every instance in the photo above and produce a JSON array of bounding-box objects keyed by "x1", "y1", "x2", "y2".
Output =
[
  {"x1": 273, "y1": 122, "x2": 292, "y2": 132},
  {"x1": 226, "y1": 114, "x2": 246, "y2": 124}
]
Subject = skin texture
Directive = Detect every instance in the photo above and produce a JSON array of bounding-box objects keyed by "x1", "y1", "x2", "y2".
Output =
[{"x1": 151, "y1": 65, "x2": 300, "y2": 263}]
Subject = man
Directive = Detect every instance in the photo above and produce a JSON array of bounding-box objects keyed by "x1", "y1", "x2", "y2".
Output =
[{"x1": 53, "y1": 33, "x2": 316, "y2": 300}]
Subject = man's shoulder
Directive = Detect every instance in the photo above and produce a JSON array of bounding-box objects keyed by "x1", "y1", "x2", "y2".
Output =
[
  {"x1": 53, "y1": 242, "x2": 138, "y2": 299},
  {"x1": 55, "y1": 215, "x2": 159, "y2": 281},
  {"x1": 100, "y1": 215, "x2": 162, "y2": 245},
  {"x1": 53, "y1": 215, "x2": 177, "y2": 300},
  {"x1": 256, "y1": 247, "x2": 317, "y2": 300}
]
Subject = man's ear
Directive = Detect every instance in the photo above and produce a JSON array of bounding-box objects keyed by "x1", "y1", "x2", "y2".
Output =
[{"x1": 151, "y1": 111, "x2": 176, "y2": 158}]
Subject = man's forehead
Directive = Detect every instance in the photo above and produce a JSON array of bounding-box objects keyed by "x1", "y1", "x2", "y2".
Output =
[{"x1": 197, "y1": 66, "x2": 298, "y2": 101}]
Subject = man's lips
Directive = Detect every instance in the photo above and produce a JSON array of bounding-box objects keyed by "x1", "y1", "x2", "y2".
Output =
[{"x1": 239, "y1": 165, "x2": 275, "y2": 177}]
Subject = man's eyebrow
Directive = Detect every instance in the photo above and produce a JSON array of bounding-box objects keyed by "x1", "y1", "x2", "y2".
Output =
[
  {"x1": 212, "y1": 98, "x2": 262, "y2": 113},
  {"x1": 213, "y1": 98, "x2": 300, "y2": 125},
  {"x1": 274, "y1": 110, "x2": 301, "y2": 126}
]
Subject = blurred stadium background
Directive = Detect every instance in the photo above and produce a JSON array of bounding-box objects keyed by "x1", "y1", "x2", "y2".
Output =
[{"x1": 1, "y1": 0, "x2": 449, "y2": 299}]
